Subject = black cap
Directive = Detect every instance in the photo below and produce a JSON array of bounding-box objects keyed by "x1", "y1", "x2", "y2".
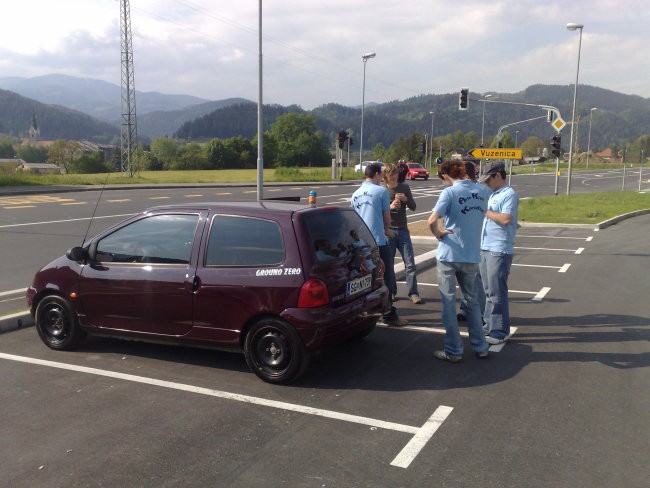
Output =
[{"x1": 479, "y1": 161, "x2": 505, "y2": 183}]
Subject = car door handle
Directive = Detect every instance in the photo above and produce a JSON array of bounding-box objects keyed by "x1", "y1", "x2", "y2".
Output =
[{"x1": 192, "y1": 276, "x2": 201, "y2": 292}]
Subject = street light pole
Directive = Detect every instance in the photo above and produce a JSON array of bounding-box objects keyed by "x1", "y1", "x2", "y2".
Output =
[
  {"x1": 566, "y1": 22, "x2": 584, "y2": 195},
  {"x1": 480, "y1": 94, "x2": 492, "y2": 147},
  {"x1": 359, "y1": 52, "x2": 376, "y2": 166},
  {"x1": 586, "y1": 107, "x2": 597, "y2": 169},
  {"x1": 429, "y1": 110, "x2": 434, "y2": 168},
  {"x1": 515, "y1": 130, "x2": 520, "y2": 148},
  {"x1": 256, "y1": 0, "x2": 264, "y2": 201}
]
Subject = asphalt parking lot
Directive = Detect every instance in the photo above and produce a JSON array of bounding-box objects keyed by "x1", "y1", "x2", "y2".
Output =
[{"x1": 1, "y1": 213, "x2": 649, "y2": 487}]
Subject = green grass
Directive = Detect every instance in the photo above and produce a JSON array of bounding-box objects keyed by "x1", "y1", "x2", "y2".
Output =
[
  {"x1": 0, "y1": 167, "x2": 361, "y2": 186},
  {"x1": 519, "y1": 191, "x2": 650, "y2": 224}
]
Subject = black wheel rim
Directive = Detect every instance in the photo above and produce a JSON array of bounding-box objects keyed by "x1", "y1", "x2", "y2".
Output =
[
  {"x1": 252, "y1": 328, "x2": 291, "y2": 376},
  {"x1": 40, "y1": 304, "x2": 69, "y2": 345}
]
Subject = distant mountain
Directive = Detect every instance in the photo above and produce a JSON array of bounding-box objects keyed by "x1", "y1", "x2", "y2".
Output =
[
  {"x1": 0, "y1": 88, "x2": 119, "y2": 143},
  {"x1": 138, "y1": 98, "x2": 251, "y2": 139},
  {"x1": 175, "y1": 84, "x2": 650, "y2": 150},
  {"x1": 0, "y1": 74, "x2": 210, "y2": 122}
]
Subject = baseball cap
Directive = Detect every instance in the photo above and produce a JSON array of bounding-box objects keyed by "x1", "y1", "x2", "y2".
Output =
[{"x1": 478, "y1": 161, "x2": 505, "y2": 183}]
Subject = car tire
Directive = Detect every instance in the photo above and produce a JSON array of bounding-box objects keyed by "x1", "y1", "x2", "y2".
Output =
[
  {"x1": 244, "y1": 318, "x2": 310, "y2": 384},
  {"x1": 424, "y1": 176, "x2": 429, "y2": 180},
  {"x1": 35, "y1": 295, "x2": 86, "y2": 350}
]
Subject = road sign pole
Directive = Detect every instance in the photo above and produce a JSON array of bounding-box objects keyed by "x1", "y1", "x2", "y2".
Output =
[{"x1": 554, "y1": 157, "x2": 560, "y2": 195}]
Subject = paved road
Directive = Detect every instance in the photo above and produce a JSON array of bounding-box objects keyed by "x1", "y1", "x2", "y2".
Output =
[{"x1": 0, "y1": 185, "x2": 648, "y2": 487}]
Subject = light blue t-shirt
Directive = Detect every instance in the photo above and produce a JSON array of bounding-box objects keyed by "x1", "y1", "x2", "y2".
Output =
[
  {"x1": 481, "y1": 185, "x2": 519, "y2": 254},
  {"x1": 351, "y1": 181, "x2": 390, "y2": 246},
  {"x1": 432, "y1": 180, "x2": 487, "y2": 263}
]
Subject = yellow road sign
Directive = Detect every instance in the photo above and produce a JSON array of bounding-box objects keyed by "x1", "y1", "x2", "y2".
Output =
[
  {"x1": 552, "y1": 117, "x2": 566, "y2": 132},
  {"x1": 469, "y1": 148, "x2": 522, "y2": 159}
]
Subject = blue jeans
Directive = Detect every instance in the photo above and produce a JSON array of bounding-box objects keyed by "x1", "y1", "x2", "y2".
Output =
[
  {"x1": 379, "y1": 244, "x2": 397, "y2": 318},
  {"x1": 436, "y1": 261, "x2": 489, "y2": 357},
  {"x1": 389, "y1": 227, "x2": 419, "y2": 297},
  {"x1": 459, "y1": 271, "x2": 485, "y2": 318},
  {"x1": 479, "y1": 251, "x2": 513, "y2": 340}
]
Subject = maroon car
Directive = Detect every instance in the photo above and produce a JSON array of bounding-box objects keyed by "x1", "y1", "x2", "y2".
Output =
[
  {"x1": 27, "y1": 202, "x2": 387, "y2": 384},
  {"x1": 406, "y1": 162, "x2": 430, "y2": 180}
]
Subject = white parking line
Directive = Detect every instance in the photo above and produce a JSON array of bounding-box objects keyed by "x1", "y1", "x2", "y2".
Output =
[
  {"x1": 517, "y1": 234, "x2": 593, "y2": 241},
  {"x1": 515, "y1": 246, "x2": 582, "y2": 253},
  {"x1": 575, "y1": 247, "x2": 584, "y2": 254},
  {"x1": 532, "y1": 287, "x2": 551, "y2": 301},
  {"x1": 415, "y1": 282, "x2": 547, "y2": 301},
  {"x1": 512, "y1": 263, "x2": 571, "y2": 273},
  {"x1": 0, "y1": 352, "x2": 451, "y2": 469},
  {"x1": 0, "y1": 288, "x2": 27, "y2": 297}
]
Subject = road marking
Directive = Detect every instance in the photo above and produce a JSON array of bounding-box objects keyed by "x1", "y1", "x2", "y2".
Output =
[
  {"x1": 0, "y1": 352, "x2": 451, "y2": 469},
  {"x1": 2, "y1": 205, "x2": 36, "y2": 209},
  {"x1": 106, "y1": 199, "x2": 131, "y2": 203},
  {"x1": 0, "y1": 296, "x2": 23, "y2": 304},
  {"x1": 184, "y1": 194, "x2": 203, "y2": 198},
  {"x1": 512, "y1": 263, "x2": 571, "y2": 273},
  {"x1": 515, "y1": 246, "x2": 581, "y2": 252},
  {"x1": 60, "y1": 202, "x2": 87, "y2": 206},
  {"x1": 416, "y1": 281, "x2": 545, "y2": 300},
  {"x1": 149, "y1": 196, "x2": 171, "y2": 200},
  {"x1": 267, "y1": 188, "x2": 282, "y2": 192},
  {"x1": 532, "y1": 287, "x2": 551, "y2": 301},
  {"x1": 242, "y1": 190, "x2": 257, "y2": 194},
  {"x1": 0, "y1": 213, "x2": 134, "y2": 229},
  {"x1": 0, "y1": 288, "x2": 27, "y2": 297},
  {"x1": 391, "y1": 406, "x2": 453, "y2": 468},
  {"x1": 517, "y1": 234, "x2": 593, "y2": 241},
  {"x1": 215, "y1": 192, "x2": 232, "y2": 195}
]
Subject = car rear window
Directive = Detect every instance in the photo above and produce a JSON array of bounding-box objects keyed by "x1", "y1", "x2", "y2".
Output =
[
  {"x1": 205, "y1": 215, "x2": 285, "y2": 266},
  {"x1": 303, "y1": 210, "x2": 376, "y2": 263}
]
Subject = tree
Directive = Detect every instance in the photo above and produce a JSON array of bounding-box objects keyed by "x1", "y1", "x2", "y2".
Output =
[
  {"x1": 69, "y1": 152, "x2": 111, "y2": 173},
  {"x1": 16, "y1": 145, "x2": 48, "y2": 163},
  {"x1": 267, "y1": 113, "x2": 330, "y2": 167},
  {"x1": 372, "y1": 143, "x2": 387, "y2": 161},
  {"x1": 520, "y1": 136, "x2": 546, "y2": 158},
  {"x1": 48, "y1": 140, "x2": 81, "y2": 172},
  {"x1": 150, "y1": 138, "x2": 179, "y2": 170},
  {"x1": 206, "y1": 138, "x2": 236, "y2": 170},
  {"x1": 173, "y1": 142, "x2": 210, "y2": 170},
  {"x1": 386, "y1": 132, "x2": 426, "y2": 163},
  {"x1": 224, "y1": 136, "x2": 255, "y2": 168},
  {"x1": 0, "y1": 137, "x2": 15, "y2": 158}
]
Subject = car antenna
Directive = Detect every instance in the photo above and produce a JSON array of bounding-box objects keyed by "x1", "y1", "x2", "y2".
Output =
[{"x1": 80, "y1": 171, "x2": 111, "y2": 247}]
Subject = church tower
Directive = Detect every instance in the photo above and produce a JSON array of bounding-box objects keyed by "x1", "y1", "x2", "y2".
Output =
[{"x1": 28, "y1": 110, "x2": 41, "y2": 145}]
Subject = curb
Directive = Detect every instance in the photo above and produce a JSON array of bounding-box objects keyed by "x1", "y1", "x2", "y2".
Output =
[{"x1": 0, "y1": 311, "x2": 33, "y2": 334}]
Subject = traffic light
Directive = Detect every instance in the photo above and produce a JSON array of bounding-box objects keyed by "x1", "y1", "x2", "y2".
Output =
[
  {"x1": 349, "y1": 137, "x2": 353, "y2": 146},
  {"x1": 421, "y1": 142, "x2": 426, "y2": 153},
  {"x1": 338, "y1": 130, "x2": 348, "y2": 149},
  {"x1": 498, "y1": 141, "x2": 503, "y2": 148},
  {"x1": 551, "y1": 134, "x2": 561, "y2": 157},
  {"x1": 459, "y1": 87, "x2": 469, "y2": 110},
  {"x1": 547, "y1": 110, "x2": 555, "y2": 123}
]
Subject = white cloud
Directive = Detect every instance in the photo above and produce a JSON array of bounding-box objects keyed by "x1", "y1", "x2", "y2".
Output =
[{"x1": 2, "y1": 0, "x2": 650, "y2": 108}]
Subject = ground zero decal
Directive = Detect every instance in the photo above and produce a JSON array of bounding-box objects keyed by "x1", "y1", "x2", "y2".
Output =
[{"x1": 255, "y1": 268, "x2": 301, "y2": 277}]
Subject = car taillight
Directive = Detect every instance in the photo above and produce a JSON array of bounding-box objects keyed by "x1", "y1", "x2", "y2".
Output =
[{"x1": 298, "y1": 279, "x2": 330, "y2": 308}]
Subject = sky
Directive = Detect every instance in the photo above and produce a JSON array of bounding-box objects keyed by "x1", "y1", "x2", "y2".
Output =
[{"x1": 2, "y1": 0, "x2": 649, "y2": 109}]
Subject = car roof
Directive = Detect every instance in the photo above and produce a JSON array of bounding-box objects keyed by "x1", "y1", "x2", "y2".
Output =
[{"x1": 143, "y1": 201, "x2": 357, "y2": 218}]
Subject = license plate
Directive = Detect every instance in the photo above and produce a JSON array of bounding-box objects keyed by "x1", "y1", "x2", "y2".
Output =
[{"x1": 346, "y1": 274, "x2": 372, "y2": 297}]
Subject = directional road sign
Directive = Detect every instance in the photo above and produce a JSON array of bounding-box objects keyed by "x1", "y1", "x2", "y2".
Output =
[{"x1": 469, "y1": 148, "x2": 522, "y2": 160}]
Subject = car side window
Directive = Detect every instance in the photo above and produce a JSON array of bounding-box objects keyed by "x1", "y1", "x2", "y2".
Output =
[
  {"x1": 205, "y1": 215, "x2": 285, "y2": 266},
  {"x1": 95, "y1": 214, "x2": 199, "y2": 264}
]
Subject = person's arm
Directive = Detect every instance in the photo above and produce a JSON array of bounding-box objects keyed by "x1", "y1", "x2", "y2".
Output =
[
  {"x1": 485, "y1": 210, "x2": 513, "y2": 227},
  {"x1": 404, "y1": 186, "x2": 416, "y2": 211},
  {"x1": 384, "y1": 210, "x2": 395, "y2": 237},
  {"x1": 427, "y1": 211, "x2": 453, "y2": 240}
]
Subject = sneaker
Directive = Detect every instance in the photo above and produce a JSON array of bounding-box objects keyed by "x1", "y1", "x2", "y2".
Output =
[
  {"x1": 456, "y1": 313, "x2": 466, "y2": 322},
  {"x1": 409, "y1": 294, "x2": 422, "y2": 304},
  {"x1": 383, "y1": 315, "x2": 408, "y2": 327},
  {"x1": 475, "y1": 350, "x2": 489, "y2": 359},
  {"x1": 434, "y1": 350, "x2": 462, "y2": 363},
  {"x1": 483, "y1": 327, "x2": 490, "y2": 336},
  {"x1": 486, "y1": 335, "x2": 507, "y2": 345},
  {"x1": 391, "y1": 294, "x2": 398, "y2": 302}
]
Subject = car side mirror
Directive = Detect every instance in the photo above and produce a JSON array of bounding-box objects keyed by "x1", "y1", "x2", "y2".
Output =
[{"x1": 66, "y1": 246, "x2": 89, "y2": 262}]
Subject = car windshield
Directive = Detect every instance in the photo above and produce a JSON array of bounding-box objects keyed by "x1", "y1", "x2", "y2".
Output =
[{"x1": 409, "y1": 163, "x2": 423, "y2": 168}]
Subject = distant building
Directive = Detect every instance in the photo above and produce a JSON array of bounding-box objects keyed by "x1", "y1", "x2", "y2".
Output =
[
  {"x1": 16, "y1": 162, "x2": 61, "y2": 174},
  {"x1": 594, "y1": 148, "x2": 621, "y2": 163},
  {"x1": 0, "y1": 158, "x2": 25, "y2": 170}
]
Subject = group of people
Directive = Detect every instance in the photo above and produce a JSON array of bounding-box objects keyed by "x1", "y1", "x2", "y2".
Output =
[{"x1": 351, "y1": 159, "x2": 519, "y2": 362}]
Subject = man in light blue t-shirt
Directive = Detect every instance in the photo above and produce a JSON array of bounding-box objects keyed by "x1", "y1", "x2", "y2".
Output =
[
  {"x1": 352, "y1": 163, "x2": 407, "y2": 327},
  {"x1": 478, "y1": 161, "x2": 519, "y2": 344},
  {"x1": 427, "y1": 160, "x2": 489, "y2": 362}
]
